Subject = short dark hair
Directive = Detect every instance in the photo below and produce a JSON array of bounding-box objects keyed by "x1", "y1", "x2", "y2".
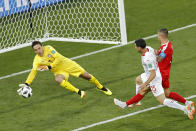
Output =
[
  {"x1": 135, "y1": 39, "x2": 146, "y2": 49},
  {"x1": 158, "y1": 28, "x2": 168, "y2": 37},
  {"x1": 32, "y1": 41, "x2": 42, "y2": 48}
]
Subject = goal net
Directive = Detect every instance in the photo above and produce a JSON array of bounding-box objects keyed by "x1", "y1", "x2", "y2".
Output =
[{"x1": 0, "y1": 0, "x2": 127, "y2": 53}]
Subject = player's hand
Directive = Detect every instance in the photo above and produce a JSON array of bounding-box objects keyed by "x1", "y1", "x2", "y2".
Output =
[
  {"x1": 19, "y1": 83, "x2": 28, "y2": 88},
  {"x1": 17, "y1": 83, "x2": 29, "y2": 95},
  {"x1": 38, "y1": 66, "x2": 49, "y2": 71}
]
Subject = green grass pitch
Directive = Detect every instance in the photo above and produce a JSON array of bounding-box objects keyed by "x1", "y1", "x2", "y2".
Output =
[{"x1": 0, "y1": 0, "x2": 196, "y2": 130}]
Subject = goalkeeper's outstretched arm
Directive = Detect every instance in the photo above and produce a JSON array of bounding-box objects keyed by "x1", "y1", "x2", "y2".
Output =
[
  {"x1": 25, "y1": 68, "x2": 38, "y2": 85},
  {"x1": 18, "y1": 67, "x2": 37, "y2": 94},
  {"x1": 25, "y1": 57, "x2": 39, "y2": 85}
]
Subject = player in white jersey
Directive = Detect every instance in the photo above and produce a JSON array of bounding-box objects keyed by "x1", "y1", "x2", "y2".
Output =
[
  {"x1": 114, "y1": 39, "x2": 193, "y2": 120},
  {"x1": 135, "y1": 46, "x2": 158, "y2": 106}
]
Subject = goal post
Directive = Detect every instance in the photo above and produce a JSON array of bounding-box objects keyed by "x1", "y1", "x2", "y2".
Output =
[
  {"x1": 0, "y1": 0, "x2": 127, "y2": 54},
  {"x1": 118, "y1": 0, "x2": 127, "y2": 45}
]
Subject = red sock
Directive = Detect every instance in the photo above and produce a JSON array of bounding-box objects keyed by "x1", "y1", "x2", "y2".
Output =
[
  {"x1": 126, "y1": 93, "x2": 144, "y2": 106},
  {"x1": 169, "y1": 92, "x2": 186, "y2": 104}
]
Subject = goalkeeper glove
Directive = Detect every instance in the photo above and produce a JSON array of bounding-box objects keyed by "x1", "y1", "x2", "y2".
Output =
[
  {"x1": 18, "y1": 83, "x2": 29, "y2": 88},
  {"x1": 17, "y1": 83, "x2": 31, "y2": 96},
  {"x1": 38, "y1": 65, "x2": 51, "y2": 71}
]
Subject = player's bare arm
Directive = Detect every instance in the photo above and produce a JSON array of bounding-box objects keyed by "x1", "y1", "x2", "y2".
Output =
[
  {"x1": 154, "y1": 49, "x2": 158, "y2": 55},
  {"x1": 139, "y1": 69, "x2": 156, "y2": 89},
  {"x1": 157, "y1": 55, "x2": 164, "y2": 62}
]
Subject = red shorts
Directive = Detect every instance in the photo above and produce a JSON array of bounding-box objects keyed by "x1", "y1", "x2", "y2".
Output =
[{"x1": 162, "y1": 75, "x2": 169, "y2": 89}]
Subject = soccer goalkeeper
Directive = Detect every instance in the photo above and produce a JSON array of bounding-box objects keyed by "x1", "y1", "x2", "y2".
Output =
[{"x1": 19, "y1": 41, "x2": 112, "y2": 99}]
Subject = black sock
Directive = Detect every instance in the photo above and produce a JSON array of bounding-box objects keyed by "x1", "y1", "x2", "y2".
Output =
[
  {"x1": 101, "y1": 87, "x2": 107, "y2": 91},
  {"x1": 78, "y1": 90, "x2": 81, "y2": 95}
]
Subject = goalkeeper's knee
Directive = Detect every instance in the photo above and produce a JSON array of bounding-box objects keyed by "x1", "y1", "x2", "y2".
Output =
[{"x1": 55, "y1": 75, "x2": 65, "y2": 84}]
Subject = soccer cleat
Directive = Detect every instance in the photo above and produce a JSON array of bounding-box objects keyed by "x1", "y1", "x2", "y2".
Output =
[
  {"x1": 80, "y1": 91, "x2": 86, "y2": 99},
  {"x1": 99, "y1": 87, "x2": 112, "y2": 96},
  {"x1": 189, "y1": 101, "x2": 195, "y2": 115},
  {"x1": 114, "y1": 98, "x2": 127, "y2": 109},
  {"x1": 184, "y1": 105, "x2": 193, "y2": 120}
]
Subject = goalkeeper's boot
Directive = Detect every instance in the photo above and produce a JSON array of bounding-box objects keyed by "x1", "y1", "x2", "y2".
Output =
[
  {"x1": 184, "y1": 105, "x2": 193, "y2": 120},
  {"x1": 114, "y1": 98, "x2": 127, "y2": 109},
  {"x1": 80, "y1": 91, "x2": 86, "y2": 99},
  {"x1": 99, "y1": 87, "x2": 112, "y2": 96}
]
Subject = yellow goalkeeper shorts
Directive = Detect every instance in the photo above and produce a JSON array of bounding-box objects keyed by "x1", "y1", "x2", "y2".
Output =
[{"x1": 54, "y1": 61, "x2": 85, "y2": 80}]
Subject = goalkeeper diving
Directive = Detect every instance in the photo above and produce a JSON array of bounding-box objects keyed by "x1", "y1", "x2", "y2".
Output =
[{"x1": 18, "y1": 41, "x2": 112, "y2": 98}]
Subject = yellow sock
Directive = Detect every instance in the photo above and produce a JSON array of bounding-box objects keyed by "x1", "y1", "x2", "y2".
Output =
[
  {"x1": 60, "y1": 80, "x2": 79, "y2": 93},
  {"x1": 89, "y1": 75, "x2": 103, "y2": 89}
]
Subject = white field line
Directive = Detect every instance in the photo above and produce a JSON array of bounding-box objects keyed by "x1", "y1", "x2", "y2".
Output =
[
  {"x1": 72, "y1": 95, "x2": 196, "y2": 131},
  {"x1": 0, "y1": 23, "x2": 196, "y2": 81}
]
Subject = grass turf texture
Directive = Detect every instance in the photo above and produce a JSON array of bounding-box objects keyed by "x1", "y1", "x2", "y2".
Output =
[
  {"x1": 0, "y1": 26, "x2": 196, "y2": 131},
  {"x1": 0, "y1": 0, "x2": 196, "y2": 130}
]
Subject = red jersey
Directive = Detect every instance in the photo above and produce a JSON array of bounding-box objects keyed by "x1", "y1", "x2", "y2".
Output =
[{"x1": 158, "y1": 41, "x2": 173, "y2": 76}]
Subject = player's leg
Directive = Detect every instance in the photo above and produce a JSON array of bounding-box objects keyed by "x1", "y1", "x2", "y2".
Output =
[
  {"x1": 136, "y1": 75, "x2": 143, "y2": 93},
  {"x1": 65, "y1": 60, "x2": 112, "y2": 95},
  {"x1": 114, "y1": 86, "x2": 149, "y2": 109},
  {"x1": 128, "y1": 74, "x2": 149, "y2": 108},
  {"x1": 55, "y1": 74, "x2": 85, "y2": 99},
  {"x1": 135, "y1": 75, "x2": 144, "y2": 106},
  {"x1": 153, "y1": 83, "x2": 193, "y2": 120},
  {"x1": 127, "y1": 85, "x2": 150, "y2": 105},
  {"x1": 156, "y1": 94, "x2": 185, "y2": 110},
  {"x1": 80, "y1": 71, "x2": 103, "y2": 89},
  {"x1": 80, "y1": 71, "x2": 112, "y2": 95},
  {"x1": 163, "y1": 77, "x2": 195, "y2": 114},
  {"x1": 134, "y1": 73, "x2": 151, "y2": 106},
  {"x1": 156, "y1": 94, "x2": 193, "y2": 120}
]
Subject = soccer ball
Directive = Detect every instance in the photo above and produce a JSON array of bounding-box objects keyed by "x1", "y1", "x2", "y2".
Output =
[{"x1": 17, "y1": 86, "x2": 32, "y2": 98}]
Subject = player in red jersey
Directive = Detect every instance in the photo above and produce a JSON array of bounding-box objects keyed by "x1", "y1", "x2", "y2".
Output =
[{"x1": 157, "y1": 28, "x2": 195, "y2": 114}]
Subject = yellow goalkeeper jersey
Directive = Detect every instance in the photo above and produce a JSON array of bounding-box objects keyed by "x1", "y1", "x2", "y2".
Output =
[{"x1": 25, "y1": 45, "x2": 71, "y2": 85}]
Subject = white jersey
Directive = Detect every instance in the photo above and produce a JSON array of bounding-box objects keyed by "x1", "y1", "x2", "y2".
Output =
[
  {"x1": 146, "y1": 46, "x2": 156, "y2": 57},
  {"x1": 141, "y1": 46, "x2": 162, "y2": 85}
]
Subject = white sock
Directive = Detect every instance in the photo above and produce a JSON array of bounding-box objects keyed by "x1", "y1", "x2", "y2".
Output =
[
  {"x1": 163, "y1": 98, "x2": 185, "y2": 112},
  {"x1": 136, "y1": 84, "x2": 140, "y2": 94}
]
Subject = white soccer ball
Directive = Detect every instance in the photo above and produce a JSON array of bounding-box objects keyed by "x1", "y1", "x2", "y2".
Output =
[{"x1": 17, "y1": 86, "x2": 32, "y2": 98}]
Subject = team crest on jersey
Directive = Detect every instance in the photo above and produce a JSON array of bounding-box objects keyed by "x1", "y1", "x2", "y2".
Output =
[
  {"x1": 48, "y1": 54, "x2": 51, "y2": 58},
  {"x1": 51, "y1": 50, "x2": 56, "y2": 54},
  {"x1": 148, "y1": 64, "x2": 152, "y2": 68}
]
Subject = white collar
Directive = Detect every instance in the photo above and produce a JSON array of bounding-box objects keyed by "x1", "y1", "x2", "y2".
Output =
[{"x1": 162, "y1": 41, "x2": 169, "y2": 45}]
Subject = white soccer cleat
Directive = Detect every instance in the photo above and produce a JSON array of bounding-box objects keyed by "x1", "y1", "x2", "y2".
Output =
[
  {"x1": 114, "y1": 98, "x2": 127, "y2": 109},
  {"x1": 184, "y1": 105, "x2": 193, "y2": 120}
]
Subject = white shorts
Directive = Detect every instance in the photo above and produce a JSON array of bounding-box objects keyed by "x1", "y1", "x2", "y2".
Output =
[{"x1": 141, "y1": 73, "x2": 164, "y2": 97}]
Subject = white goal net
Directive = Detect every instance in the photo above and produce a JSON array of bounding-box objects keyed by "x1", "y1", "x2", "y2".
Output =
[{"x1": 0, "y1": 0, "x2": 127, "y2": 53}]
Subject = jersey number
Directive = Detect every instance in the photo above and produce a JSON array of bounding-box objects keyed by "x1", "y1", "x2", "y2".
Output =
[{"x1": 150, "y1": 85, "x2": 156, "y2": 93}]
